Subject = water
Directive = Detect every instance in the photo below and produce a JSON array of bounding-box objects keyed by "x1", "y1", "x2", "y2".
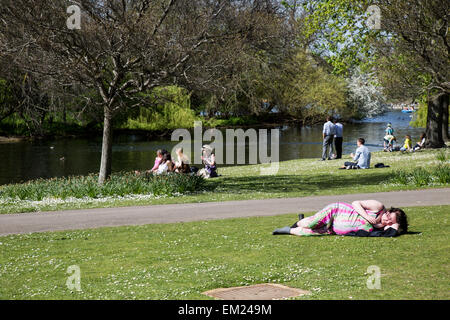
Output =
[{"x1": 0, "y1": 110, "x2": 424, "y2": 185}]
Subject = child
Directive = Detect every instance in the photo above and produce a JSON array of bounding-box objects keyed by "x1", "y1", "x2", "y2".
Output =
[
  {"x1": 413, "y1": 133, "x2": 426, "y2": 151},
  {"x1": 151, "y1": 149, "x2": 164, "y2": 172},
  {"x1": 385, "y1": 123, "x2": 394, "y2": 136},
  {"x1": 383, "y1": 134, "x2": 396, "y2": 152},
  {"x1": 400, "y1": 135, "x2": 412, "y2": 152}
]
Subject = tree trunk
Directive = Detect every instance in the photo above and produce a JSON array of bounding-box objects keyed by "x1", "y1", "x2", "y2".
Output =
[
  {"x1": 98, "y1": 108, "x2": 113, "y2": 184},
  {"x1": 442, "y1": 94, "x2": 449, "y2": 140},
  {"x1": 425, "y1": 93, "x2": 446, "y2": 148}
]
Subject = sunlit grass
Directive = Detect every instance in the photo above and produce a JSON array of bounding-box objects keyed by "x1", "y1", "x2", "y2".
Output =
[{"x1": 0, "y1": 205, "x2": 448, "y2": 300}]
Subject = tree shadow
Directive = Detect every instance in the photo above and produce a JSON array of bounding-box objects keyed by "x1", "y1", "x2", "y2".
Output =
[{"x1": 212, "y1": 171, "x2": 394, "y2": 195}]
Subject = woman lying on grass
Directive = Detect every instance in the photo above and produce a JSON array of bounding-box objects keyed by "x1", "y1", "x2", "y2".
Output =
[{"x1": 273, "y1": 200, "x2": 408, "y2": 237}]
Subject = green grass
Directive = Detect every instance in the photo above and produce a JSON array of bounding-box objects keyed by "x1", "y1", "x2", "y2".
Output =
[
  {"x1": 0, "y1": 148, "x2": 449, "y2": 214},
  {"x1": 0, "y1": 205, "x2": 448, "y2": 300}
]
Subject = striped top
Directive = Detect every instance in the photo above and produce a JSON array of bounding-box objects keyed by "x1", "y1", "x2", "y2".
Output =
[{"x1": 332, "y1": 202, "x2": 385, "y2": 235}]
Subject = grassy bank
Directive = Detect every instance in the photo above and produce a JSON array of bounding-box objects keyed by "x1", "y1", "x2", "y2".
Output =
[
  {"x1": 0, "y1": 205, "x2": 448, "y2": 299},
  {"x1": 0, "y1": 148, "x2": 448, "y2": 214}
]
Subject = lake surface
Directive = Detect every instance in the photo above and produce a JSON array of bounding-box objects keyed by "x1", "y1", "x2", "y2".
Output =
[{"x1": 0, "y1": 110, "x2": 424, "y2": 185}]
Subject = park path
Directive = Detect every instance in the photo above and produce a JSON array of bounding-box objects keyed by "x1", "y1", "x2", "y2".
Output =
[{"x1": 0, "y1": 188, "x2": 449, "y2": 236}]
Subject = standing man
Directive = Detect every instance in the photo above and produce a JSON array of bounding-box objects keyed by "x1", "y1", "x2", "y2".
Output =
[
  {"x1": 333, "y1": 118, "x2": 344, "y2": 159},
  {"x1": 321, "y1": 116, "x2": 336, "y2": 161}
]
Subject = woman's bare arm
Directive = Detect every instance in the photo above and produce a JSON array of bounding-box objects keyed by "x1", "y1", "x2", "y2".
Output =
[{"x1": 352, "y1": 200, "x2": 384, "y2": 225}]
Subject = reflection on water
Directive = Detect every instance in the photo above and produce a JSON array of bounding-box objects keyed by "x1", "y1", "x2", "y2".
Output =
[{"x1": 0, "y1": 111, "x2": 424, "y2": 185}]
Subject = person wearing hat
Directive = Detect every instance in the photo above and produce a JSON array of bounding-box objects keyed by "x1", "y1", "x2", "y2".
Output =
[
  {"x1": 199, "y1": 145, "x2": 218, "y2": 178},
  {"x1": 385, "y1": 123, "x2": 394, "y2": 136}
]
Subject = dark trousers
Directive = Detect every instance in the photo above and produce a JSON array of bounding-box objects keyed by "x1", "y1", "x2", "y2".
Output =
[
  {"x1": 334, "y1": 137, "x2": 343, "y2": 159},
  {"x1": 344, "y1": 162, "x2": 361, "y2": 169},
  {"x1": 322, "y1": 135, "x2": 334, "y2": 160}
]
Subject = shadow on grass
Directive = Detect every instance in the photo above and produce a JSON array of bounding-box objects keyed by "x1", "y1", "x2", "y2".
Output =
[{"x1": 211, "y1": 171, "x2": 394, "y2": 195}]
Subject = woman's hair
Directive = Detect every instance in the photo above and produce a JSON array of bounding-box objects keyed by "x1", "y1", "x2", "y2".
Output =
[
  {"x1": 162, "y1": 152, "x2": 172, "y2": 162},
  {"x1": 388, "y1": 207, "x2": 408, "y2": 234},
  {"x1": 156, "y1": 149, "x2": 163, "y2": 157},
  {"x1": 420, "y1": 132, "x2": 426, "y2": 140}
]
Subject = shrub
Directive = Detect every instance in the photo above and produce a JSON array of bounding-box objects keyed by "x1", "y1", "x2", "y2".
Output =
[
  {"x1": 390, "y1": 165, "x2": 449, "y2": 186},
  {"x1": 391, "y1": 169, "x2": 410, "y2": 185},
  {"x1": 411, "y1": 167, "x2": 431, "y2": 186},
  {"x1": 435, "y1": 149, "x2": 448, "y2": 163},
  {"x1": 0, "y1": 172, "x2": 206, "y2": 201},
  {"x1": 434, "y1": 165, "x2": 450, "y2": 184}
]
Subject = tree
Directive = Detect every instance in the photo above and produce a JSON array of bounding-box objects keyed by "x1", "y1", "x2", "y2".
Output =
[
  {"x1": 276, "y1": 49, "x2": 348, "y2": 123},
  {"x1": 0, "y1": 0, "x2": 282, "y2": 183},
  {"x1": 0, "y1": 60, "x2": 56, "y2": 136},
  {"x1": 347, "y1": 68, "x2": 388, "y2": 119},
  {"x1": 301, "y1": 0, "x2": 449, "y2": 147},
  {"x1": 373, "y1": 0, "x2": 449, "y2": 147}
]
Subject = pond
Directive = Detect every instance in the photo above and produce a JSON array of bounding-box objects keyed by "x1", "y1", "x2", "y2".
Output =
[{"x1": 0, "y1": 110, "x2": 424, "y2": 185}]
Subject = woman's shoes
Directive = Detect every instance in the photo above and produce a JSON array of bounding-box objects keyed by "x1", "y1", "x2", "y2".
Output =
[
  {"x1": 290, "y1": 214, "x2": 305, "y2": 228},
  {"x1": 272, "y1": 226, "x2": 292, "y2": 235}
]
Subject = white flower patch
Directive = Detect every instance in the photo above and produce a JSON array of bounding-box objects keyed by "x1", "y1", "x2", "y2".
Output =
[{"x1": 0, "y1": 193, "x2": 168, "y2": 212}]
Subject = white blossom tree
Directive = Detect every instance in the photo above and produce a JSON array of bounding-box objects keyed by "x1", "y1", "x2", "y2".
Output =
[{"x1": 347, "y1": 68, "x2": 389, "y2": 119}]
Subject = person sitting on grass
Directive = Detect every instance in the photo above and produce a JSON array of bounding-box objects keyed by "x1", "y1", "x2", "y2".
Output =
[
  {"x1": 400, "y1": 135, "x2": 413, "y2": 152},
  {"x1": 156, "y1": 151, "x2": 175, "y2": 175},
  {"x1": 151, "y1": 149, "x2": 164, "y2": 172},
  {"x1": 174, "y1": 148, "x2": 191, "y2": 174},
  {"x1": 383, "y1": 134, "x2": 396, "y2": 152},
  {"x1": 273, "y1": 200, "x2": 408, "y2": 237},
  {"x1": 340, "y1": 138, "x2": 371, "y2": 169},
  {"x1": 135, "y1": 149, "x2": 165, "y2": 175},
  {"x1": 413, "y1": 133, "x2": 426, "y2": 151},
  {"x1": 198, "y1": 145, "x2": 218, "y2": 178}
]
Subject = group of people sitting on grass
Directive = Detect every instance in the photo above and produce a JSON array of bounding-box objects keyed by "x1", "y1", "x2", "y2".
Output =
[
  {"x1": 273, "y1": 199, "x2": 408, "y2": 238},
  {"x1": 383, "y1": 123, "x2": 426, "y2": 152},
  {"x1": 135, "y1": 145, "x2": 218, "y2": 178}
]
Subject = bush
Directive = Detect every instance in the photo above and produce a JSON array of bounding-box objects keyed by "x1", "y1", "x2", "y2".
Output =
[
  {"x1": 434, "y1": 165, "x2": 450, "y2": 184},
  {"x1": 0, "y1": 172, "x2": 206, "y2": 201},
  {"x1": 435, "y1": 149, "x2": 448, "y2": 163},
  {"x1": 391, "y1": 169, "x2": 409, "y2": 185},
  {"x1": 391, "y1": 165, "x2": 449, "y2": 186},
  {"x1": 411, "y1": 167, "x2": 432, "y2": 186}
]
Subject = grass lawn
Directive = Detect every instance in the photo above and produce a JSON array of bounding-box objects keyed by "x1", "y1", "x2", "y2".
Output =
[
  {"x1": 1, "y1": 149, "x2": 449, "y2": 214},
  {"x1": 0, "y1": 205, "x2": 448, "y2": 300}
]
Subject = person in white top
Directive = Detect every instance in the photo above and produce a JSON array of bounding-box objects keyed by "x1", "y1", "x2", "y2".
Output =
[
  {"x1": 413, "y1": 133, "x2": 426, "y2": 151},
  {"x1": 321, "y1": 116, "x2": 336, "y2": 161}
]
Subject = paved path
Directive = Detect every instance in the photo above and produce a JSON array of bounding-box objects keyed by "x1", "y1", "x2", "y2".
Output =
[{"x1": 1, "y1": 188, "x2": 449, "y2": 236}]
